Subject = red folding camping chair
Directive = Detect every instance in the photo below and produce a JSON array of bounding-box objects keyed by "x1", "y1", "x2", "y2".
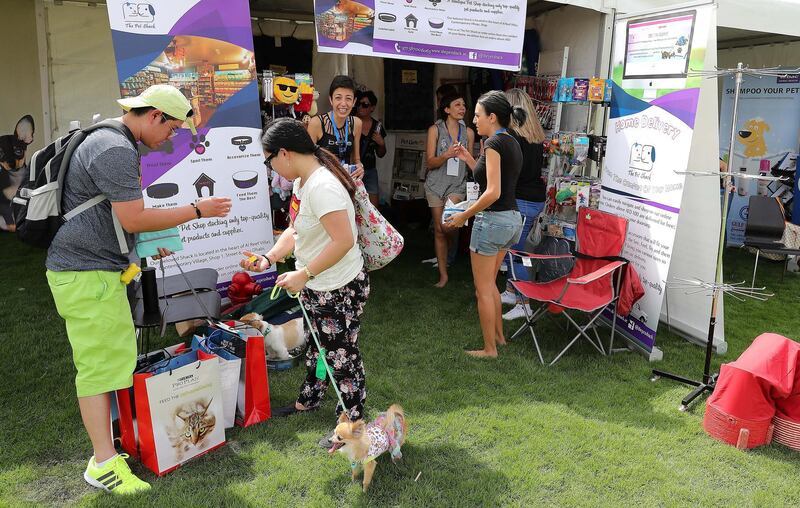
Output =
[{"x1": 508, "y1": 207, "x2": 628, "y2": 365}]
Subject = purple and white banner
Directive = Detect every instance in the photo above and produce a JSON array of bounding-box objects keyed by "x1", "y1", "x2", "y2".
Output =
[
  {"x1": 106, "y1": 0, "x2": 275, "y2": 294},
  {"x1": 314, "y1": 0, "x2": 526, "y2": 71},
  {"x1": 600, "y1": 5, "x2": 713, "y2": 357}
]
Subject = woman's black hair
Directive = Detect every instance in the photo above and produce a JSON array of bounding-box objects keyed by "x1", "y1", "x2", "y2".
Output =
[
  {"x1": 436, "y1": 92, "x2": 465, "y2": 121},
  {"x1": 261, "y1": 118, "x2": 355, "y2": 200},
  {"x1": 359, "y1": 90, "x2": 378, "y2": 106},
  {"x1": 329, "y1": 75, "x2": 356, "y2": 98},
  {"x1": 435, "y1": 83, "x2": 458, "y2": 101},
  {"x1": 476, "y1": 90, "x2": 526, "y2": 128}
]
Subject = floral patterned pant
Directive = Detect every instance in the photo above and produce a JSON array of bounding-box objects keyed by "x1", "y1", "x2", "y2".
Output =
[{"x1": 297, "y1": 269, "x2": 370, "y2": 421}]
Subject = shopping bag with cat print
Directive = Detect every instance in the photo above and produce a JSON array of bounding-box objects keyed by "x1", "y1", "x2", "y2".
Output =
[
  {"x1": 191, "y1": 335, "x2": 242, "y2": 429},
  {"x1": 207, "y1": 323, "x2": 271, "y2": 426},
  {"x1": 115, "y1": 343, "x2": 187, "y2": 459},
  {"x1": 132, "y1": 350, "x2": 226, "y2": 476}
]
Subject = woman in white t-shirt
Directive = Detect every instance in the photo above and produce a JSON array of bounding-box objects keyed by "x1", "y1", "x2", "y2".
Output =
[{"x1": 241, "y1": 118, "x2": 369, "y2": 430}]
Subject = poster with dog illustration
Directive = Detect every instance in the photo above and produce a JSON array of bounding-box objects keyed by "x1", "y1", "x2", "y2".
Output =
[
  {"x1": 0, "y1": 116, "x2": 34, "y2": 232},
  {"x1": 720, "y1": 73, "x2": 800, "y2": 245}
]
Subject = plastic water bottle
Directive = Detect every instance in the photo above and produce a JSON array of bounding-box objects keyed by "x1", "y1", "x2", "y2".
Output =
[{"x1": 737, "y1": 167, "x2": 748, "y2": 197}]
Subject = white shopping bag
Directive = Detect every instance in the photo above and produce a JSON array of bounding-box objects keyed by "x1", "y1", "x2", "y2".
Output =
[{"x1": 192, "y1": 335, "x2": 241, "y2": 429}]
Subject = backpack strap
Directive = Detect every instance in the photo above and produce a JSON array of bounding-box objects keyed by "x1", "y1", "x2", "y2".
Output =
[
  {"x1": 57, "y1": 119, "x2": 137, "y2": 255},
  {"x1": 84, "y1": 119, "x2": 138, "y2": 151},
  {"x1": 63, "y1": 194, "x2": 106, "y2": 221}
]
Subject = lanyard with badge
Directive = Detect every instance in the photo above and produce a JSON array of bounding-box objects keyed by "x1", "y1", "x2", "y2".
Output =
[
  {"x1": 445, "y1": 122, "x2": 463, "y2": 177},
  {"x1": 329, "y1": 112, "x2": 351, "y2": 164}
]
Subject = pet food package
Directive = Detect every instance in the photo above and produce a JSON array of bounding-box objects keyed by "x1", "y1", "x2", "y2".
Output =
[
  {"x1": 555, "y1": 78, "x2": 569, "y2": 102},
  {"x1": 572, "y1": 136, "x2": 590, "y2": 165},
  {"x1": 121, "y1": 350, "x2": 225, "y2": 476},
  {"x1": 192, "y1": 335, "x2": 242, "y2": 429},
  {"x1": 562, "y1": 78, "x2": 575, "y2": 102},
  {"x1": 588, "y1": 77, "x2": 605, "y2": 102},
  {"x1": 207, "y1": 324, "x2": 271, "y2": 427},
  {"x1": 572, "y1": 79, "x2": 589, "y2": 102}
]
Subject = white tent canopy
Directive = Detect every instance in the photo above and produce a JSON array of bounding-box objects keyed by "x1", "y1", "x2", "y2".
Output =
[{"x1": 546, "y1": 0, "x2": 800, "y2": 38}]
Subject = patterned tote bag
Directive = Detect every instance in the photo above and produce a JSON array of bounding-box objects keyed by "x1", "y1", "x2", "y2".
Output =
[{"x1": 352, "y1": 180, "x2": 404, "y2": 270}]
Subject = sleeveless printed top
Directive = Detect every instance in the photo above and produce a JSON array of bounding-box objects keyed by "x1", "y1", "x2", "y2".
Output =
[{"x1": 319, "y1": 113, "x2": 356, "y2": 164}]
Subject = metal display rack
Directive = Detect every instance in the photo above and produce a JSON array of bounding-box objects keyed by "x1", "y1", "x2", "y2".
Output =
[{"x1": 651, "y1": 62, "x2": 798, "y2": 411}]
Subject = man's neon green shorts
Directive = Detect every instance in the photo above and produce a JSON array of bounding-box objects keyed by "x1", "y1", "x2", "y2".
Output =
[{"x1": 47, "y1": 270, "x2": 137, "y2": 398}]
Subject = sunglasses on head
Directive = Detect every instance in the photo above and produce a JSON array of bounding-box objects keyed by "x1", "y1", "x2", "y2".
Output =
[{"x1": 277, "y1": 84, "x2": 298, "y2": 93}]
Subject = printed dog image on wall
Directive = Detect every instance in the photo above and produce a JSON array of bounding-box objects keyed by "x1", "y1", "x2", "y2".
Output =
[
  {"x1": 738, "y1": 118, "x2": 770, "y2": 158},
  {"x1": 0, "y1": 115, "x2": 35, "y2": 232}
]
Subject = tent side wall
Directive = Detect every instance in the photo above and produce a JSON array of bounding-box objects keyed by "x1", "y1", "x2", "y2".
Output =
[
  {"x1": 718, "y1": 41, "x2": 800, "y2": 69},
  {"x1": 46, "y1": 3, "x2": 120, "y2": 137},
  {"x1": 1, "y1": 0, "x2": 45, "y2": 154}
]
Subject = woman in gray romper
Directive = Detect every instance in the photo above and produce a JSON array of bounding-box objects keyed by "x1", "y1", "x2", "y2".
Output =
[{"x1": 424, "y1": 92, "x2": 476, "y2": 288}]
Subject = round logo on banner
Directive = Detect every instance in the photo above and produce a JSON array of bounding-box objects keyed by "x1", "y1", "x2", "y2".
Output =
[{"x1": 740, "y1": 205, "x2": 749, "y2": 221}]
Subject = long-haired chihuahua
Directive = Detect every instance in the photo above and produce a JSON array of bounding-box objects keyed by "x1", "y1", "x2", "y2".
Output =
[{"x1": 328, "y1": 404, "x2": 407, "y2": 492}]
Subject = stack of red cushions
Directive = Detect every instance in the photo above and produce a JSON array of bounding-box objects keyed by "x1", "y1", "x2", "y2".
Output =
[{"x1": 704, "y1": 333, "x2": 800, "y2": 449}]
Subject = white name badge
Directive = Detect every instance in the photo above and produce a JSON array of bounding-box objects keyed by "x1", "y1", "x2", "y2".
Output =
[
  {"x1": 446, "y1": 157, "x2": 460, "y2": 176},
  {"x1": 466, "y1": 182, "x2": 480, "y2": 201}
]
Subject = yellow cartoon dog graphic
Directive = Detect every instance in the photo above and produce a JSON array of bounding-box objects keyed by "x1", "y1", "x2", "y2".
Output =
[{"x1": 737, "y1": 118, "x2": 770, "y2": 158}]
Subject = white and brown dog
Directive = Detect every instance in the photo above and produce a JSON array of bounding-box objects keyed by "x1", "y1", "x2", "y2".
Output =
[
  {"x1": 328, "y1": 404, "x2": 407, "y2": 492},
  {"x1": 240, "y1": 312, "x2": 305, "y2": 360}
]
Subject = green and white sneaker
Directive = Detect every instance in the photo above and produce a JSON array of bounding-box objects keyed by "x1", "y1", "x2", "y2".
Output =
[{"x1": 83, "y1": 454, "x2": 151, "y2": 494}]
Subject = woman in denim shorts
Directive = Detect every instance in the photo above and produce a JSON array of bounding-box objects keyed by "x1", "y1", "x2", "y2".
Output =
[{"x1": 446, "y1": 91, "x2": 525, "y2": 358}]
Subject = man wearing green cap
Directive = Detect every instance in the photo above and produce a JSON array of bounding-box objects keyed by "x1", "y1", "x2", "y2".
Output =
[{"x1": 46, "y1": 84, "x2": 231, "y2": 494}]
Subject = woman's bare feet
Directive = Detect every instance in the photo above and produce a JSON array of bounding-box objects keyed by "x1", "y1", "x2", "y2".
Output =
[
  {"x1": 466, "y1": 349, "x2": 498, "y2": 358},
  {"x1": 434, "y1": 276, "x2": 448, "y2": 288},
  {"x1": 495, "y1": 336, "x2": 507, "y2": 346}
]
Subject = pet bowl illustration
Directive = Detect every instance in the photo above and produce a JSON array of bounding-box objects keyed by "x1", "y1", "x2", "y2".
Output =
[
  {"x1": 232, "y1": 170, "x2": 259, "y2": 189},
  {"x1": 378, "y1": 12, "x2": 396, "y2": 23},
  {"x1": 146, "y1": 182, "x2": 179, "y2": 199},
  {"x1": 429, "y1": 18, "x2": 444, "y2": 29}
]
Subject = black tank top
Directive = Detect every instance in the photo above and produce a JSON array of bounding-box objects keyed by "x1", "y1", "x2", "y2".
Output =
[{"x1": 319, "y1": 113, "x2": 356, "y2": 164}]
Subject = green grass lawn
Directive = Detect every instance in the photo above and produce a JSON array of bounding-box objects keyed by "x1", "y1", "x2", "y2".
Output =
[{"x1": 1, "y1": 229, "x2": 799, "y2": 507}]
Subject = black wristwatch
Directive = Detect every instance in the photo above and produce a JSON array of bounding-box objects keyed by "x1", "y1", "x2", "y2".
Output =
[{"x1": 190, "y1": 202, "x2": 202, "y2": 218}]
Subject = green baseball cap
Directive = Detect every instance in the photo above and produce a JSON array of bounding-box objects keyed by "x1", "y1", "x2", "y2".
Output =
[{"x1": 118, "y1": 84, "x2": 197, "y2": 134}]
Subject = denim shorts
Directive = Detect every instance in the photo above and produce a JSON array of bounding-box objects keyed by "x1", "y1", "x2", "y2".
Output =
[
  {"x1": 362, "y1": 167, "x2": 379, "y2": 195},
  {"x1": 469, "y1": 210, "x2": 523, "y2": 256}
]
